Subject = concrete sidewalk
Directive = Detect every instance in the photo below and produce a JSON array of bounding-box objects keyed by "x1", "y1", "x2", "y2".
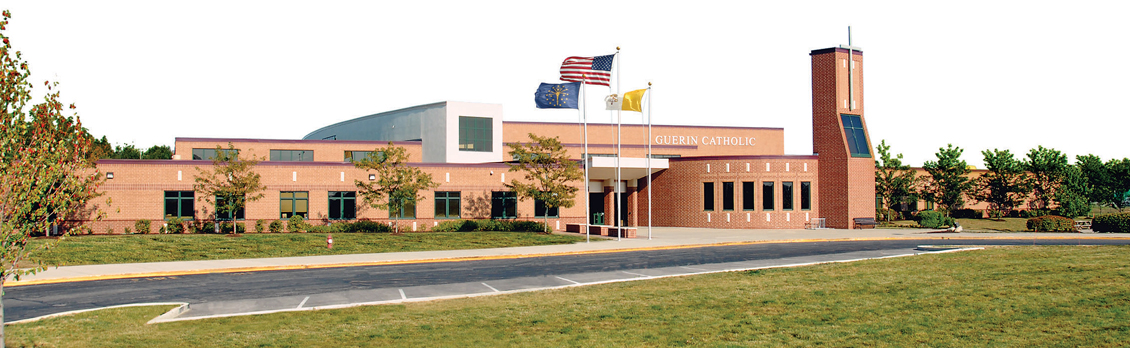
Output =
[{"x1": 12, "y1": 227, "x2": 1130, "y2": 286}]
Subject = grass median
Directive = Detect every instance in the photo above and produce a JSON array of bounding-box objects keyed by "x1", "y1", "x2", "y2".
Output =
[
  {"x1": 28, "y1": 232, "x2": 588, "y2": 266},
  {"x1": 9, "y1": 245, "x2": 1130, "y2": 347}
]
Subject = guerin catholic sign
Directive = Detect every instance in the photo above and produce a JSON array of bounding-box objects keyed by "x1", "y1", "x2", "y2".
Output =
[{"x1": 654, "y1": 135, "x2": 756, "y2": 147}]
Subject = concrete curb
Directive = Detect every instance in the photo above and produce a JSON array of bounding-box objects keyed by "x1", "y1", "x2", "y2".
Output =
[{"x1": 8, "y1": 235, "x2": 1129, "y2": 287}]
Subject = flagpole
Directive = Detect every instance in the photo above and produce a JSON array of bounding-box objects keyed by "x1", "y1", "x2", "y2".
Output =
[
  {"x1": 647, "y1": 82, "x2": 652, "y2": 240},
  {"x1": 582, "y1": 76, "x2": 590, "y2": 244},
  {"x1": 614, "y1": 47, "x2": 621, "y2": 241}
]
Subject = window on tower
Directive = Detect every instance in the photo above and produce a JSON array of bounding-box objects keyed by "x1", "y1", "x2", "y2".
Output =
[{"x1": 841, "y1": 114, "x2": 870, "y2": 157}]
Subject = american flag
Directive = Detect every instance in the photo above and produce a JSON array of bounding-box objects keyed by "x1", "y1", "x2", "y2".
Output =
[{"x1": 559, "y1": 54, "x2": 615, "y2": 87}]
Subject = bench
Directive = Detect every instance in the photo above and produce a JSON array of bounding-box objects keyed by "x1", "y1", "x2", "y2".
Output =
[
  {"x1": 853, "y1": 217, "x2": 878, "y2": 229},
  {"x1": 805, "y1": 218, "x2": 826, "y2": 230}
]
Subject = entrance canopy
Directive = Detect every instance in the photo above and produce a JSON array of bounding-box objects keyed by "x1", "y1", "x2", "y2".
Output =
[{"x1": 586, "y1": 157, "x2": 668, "y2": 181}]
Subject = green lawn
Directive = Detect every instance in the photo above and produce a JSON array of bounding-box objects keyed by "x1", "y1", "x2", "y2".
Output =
[
  {"x1": 29, "y1": 232, "x2": 587, "y2": 266},
  {"x1": 883, "y1": 217, "x2": 1035, "y2": 232},
  {"x1": 9, "y1": 246, "x2": 1130, "y2": 347}
]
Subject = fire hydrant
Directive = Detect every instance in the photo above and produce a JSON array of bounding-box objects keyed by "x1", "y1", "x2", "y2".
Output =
[{"x1": 327, "y1": 234, "x2": 333, "y2": 249}]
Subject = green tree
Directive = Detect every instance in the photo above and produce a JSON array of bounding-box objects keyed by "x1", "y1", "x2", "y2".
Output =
[
  {"x1": 88, "y1": 135, "x2": 112, "y2": 160},
  {"x1": 0, "y1": 10, "x2": 104, "y2": 344},
  {"x1": 1056, "y1": 165, "x2": 1091, "y2": 218},
  {"x1": 874, "y1": 140, "x2": 920, "y2": 221},
  {"x1": 970, "y1": 149, "x2": 1030, "y2": 220},
  {"x1": 506, "y1": 133, "x2": 584, "y2": 232},
  {"x1": 142, "y1": 144, "x2": 173, "y2": 159},
  {"x1": 1105, "y1": 158, "x2": 1130, "y2": 211},
  {"x1": 1023, "y1": 146, "x2": 1068, "y2": 211},
  {"x1": 354, "y1": 142, "x2": 438, "y2": 234},
  {"x1": 193, "y1": 143, "x2": 265, "y2": 233},
  {"x1": 1076, "y1": 154, "x2": 1111, "y2": 208},
  {"x1": 922, "y1": 144, "x2": 972, "y2": 215},
  {"x1": 111, "y1": 143, "x2": 141, "y2": 159}
]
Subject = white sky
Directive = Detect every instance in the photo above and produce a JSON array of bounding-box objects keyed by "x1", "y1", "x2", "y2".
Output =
[{"x1": 6, "y1": 1, "x2": 1129, "y2": 167}]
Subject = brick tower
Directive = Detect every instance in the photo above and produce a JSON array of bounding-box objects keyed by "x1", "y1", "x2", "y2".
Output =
[{"x1": 810, "y1": 45, "x2": 875, "y2": 229}]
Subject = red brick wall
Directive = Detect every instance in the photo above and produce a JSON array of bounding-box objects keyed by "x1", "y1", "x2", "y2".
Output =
[
  {"x1": 811, "y1": 48, "x2": 875, "y2": 229},
  {"x1": 642, "y1": 157, "x2": 820, "y2": 229}
]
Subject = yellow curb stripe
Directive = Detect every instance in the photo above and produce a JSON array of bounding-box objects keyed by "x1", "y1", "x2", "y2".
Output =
[{"x1": 9, "y1": 235, "x2": 1130, "y2": 287}]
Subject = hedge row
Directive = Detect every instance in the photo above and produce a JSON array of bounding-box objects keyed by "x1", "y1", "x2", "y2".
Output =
[
  {"x1": 1026, "y1": 215, "x2": 1075, "y2": 232},
  {"x1": 914, "y1": 210, "x2": 954, "y2": 229},
  {"x1": 430, "y1": 219, "x2": 548, "y2": 232},
  {"x1": 1092, "y1": 213, "x2": 1130, "y2": 233}
]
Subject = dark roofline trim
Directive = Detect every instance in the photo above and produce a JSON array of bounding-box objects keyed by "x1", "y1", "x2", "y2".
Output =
[
  {"x1": 175, "y1": 138, "x2": 422, "y2": 146},
  {"x1": 809, "y1": 47, "x2": 864, "y2": 56},
  {"x1": 668, "y1": 155, "x2": 819, "y2": 162},
  {"x1": 503, "y1": 121, "x2": 783, "y2": 131},
  {"x1": 97, "y1": 159, "x2": 512, "y2": 169}
]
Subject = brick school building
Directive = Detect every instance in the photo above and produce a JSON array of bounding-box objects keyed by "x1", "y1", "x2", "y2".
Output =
[{"x1": 79, "y1": 46, "x2": 876, "y2": 234}]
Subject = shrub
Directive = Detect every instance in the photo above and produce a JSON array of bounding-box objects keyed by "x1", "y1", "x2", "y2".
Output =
[
  {"x1": 269, "y1": 220, "x2": 284, "y2": 233},
  {"x1": 255, "y1": 219, "x2": 266, "y2": 233},
  {"x1": 1026, "y1": 215, "x2": 1076, "y2": 232},
  {"x1": 915, "y1": 210, "x2": 954, "y2": 229},
  {"x1": 1021, "y1": 209, "x2": 1051, "y2": 218},
  {"x1": 951, "y1": 209, "x2": 982, "y2": 219},
  {"x1": 124, "y1": 226, "x2": 133, "y2": 234},
  {"x1": 287, "y1": 215, "x2": 306, "y2": 233},
  {"x1": 1007, "y1": 210, "x2": 1024, "y2": 218},
  {"x1": 165, "y1": 217, "x2": 186, "y2": 234},
  {"x1": 431, "y1": 219, "x2": 548, "y2": 232},
  {"x1": 340, "y1": 220, "x2": 393, "y2": 233},
  {"x1": 196, "y1": 222, "x2": 246, "y2": 233},
  {"x1": 1092, "y1": 212, "x2": 1130, "y2": 233},
  {"x1": 134, "y1": 219, "x2": 152, "y2": 234}
]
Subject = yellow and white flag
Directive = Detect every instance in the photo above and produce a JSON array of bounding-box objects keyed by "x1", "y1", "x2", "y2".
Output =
[{"x1": 605, "y1": 89, "x2": 647, "y2": 112}]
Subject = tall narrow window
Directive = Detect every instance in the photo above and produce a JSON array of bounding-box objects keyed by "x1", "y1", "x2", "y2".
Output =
[
  {"x1": 762, "y1": 182, "x2": 775, "y2": 211},
  {"x1": 435, "y1": 191, "x2": 461, "y2": 219},
  {"x1": 841, "y1": 114, "x2": 871, "y2": 157},
  {"x1": 782, "y1": 182, "x2": 794, "y2": 211},
  {"x1": 722, "y1": 182, "x2": 735, "y2": 211},
  {"x1": 328, "y1": 191, "x2": 356, "y2": 220},
  {"x1": 742, "y1": 182, "x2": 756, "y2": 211},
  {"x1": 535, "y1": 197, "x2": 559, "y2": 218},
  {"x1": 164, "y1": 191, "x2": 194, "y2": 220},
  {"x1": 279, "y1": 191, "x2": 309, "y2": 219},
  {"x1": 459, "y1": 116, "x2": 493, "y2": 152},
  {"x1": 703, "y1": 182, "x2": 715, "y2": 211},
  {"x1": 491, "y1": 191, "x2": 517, "y2": 219},
  {"x1": 390, "y1": 198, "x2": 416, "y2": 219},
  {"x1": 801, "y1": 182, "x2": 812, "y2": 210}
]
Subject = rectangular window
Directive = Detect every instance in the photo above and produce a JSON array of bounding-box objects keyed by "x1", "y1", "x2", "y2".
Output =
[
  {"x1": 762, "y1": 182, "x2": 775, "y2": 211},
  {"x1": 491, "y1": 191, "x2": 517, "y2": 219},
  {"x1": 742, "y1": 182, "x2": 756, "y2": 211},
  {"x1": 328, "y1": 191, "x2": 356, "y2": 220},
  {"x1": 192, "y1": 148, "x2": 238, "y2": 161},
  {"x1": 926, "y1": 201, "x2": 935, "y2": 210},
  {"x1": 703, "y1": 182, "x2": 715, "y2": 211},
  {"x1": 458, "y1": 116, "x2": 493, "y2": 152},
  {"x1": 801, "y1": 182, "x2": 812, "y2": 210},
  {"x1": 344, "y1": 151, "x2": 384, "y2": 163},
  {"x1": 841, "y1": 114, "x2": 871, "y2": 157},
  {"x1": 164, "y1": 191, "x2": 194, "y2": 220},
  {"x1": 722, "y1": 182, "x2": 734, "y2": 211},
  {"x1": 270, "y1": 150, "x2": 313, "y2": 162},
  {"x1": 279, "y1": 191, "x2": 309, "y2": 219},
  {"x1": 390, "y1": 198, "x2": 416, "y2": 219},
  {"x1": 782, "y1": 182, "x2": 794, "y2": 211},
  {"x1": 535, "y1": 198, "x2": 559, "y2": 218},
  {"x1": 649, "y1": 154, "x2": 681, "y2": 159},
  {"x1": 214, "y1": 195, "x2": 245, "y2": 221},
  {"x1": 435, "y1": 191, "x2": 461, "y2": 219}
]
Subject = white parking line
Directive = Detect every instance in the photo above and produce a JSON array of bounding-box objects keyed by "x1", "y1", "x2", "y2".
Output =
[
  {"x1": 398, "y1": 289, "x2": 407, "y2": 300},
  {"x1": 481, "y1": 282, "x2": 500, "y2": 292},
  {"x1": 620, "y1": 271, "x2": 652, "y2": 278},
  {"x1": 555, "y1": 276, "x2": 581, "y2": 285},
  {"x1": 297, "y1": 296, "x2": 310, "y2": 309}
]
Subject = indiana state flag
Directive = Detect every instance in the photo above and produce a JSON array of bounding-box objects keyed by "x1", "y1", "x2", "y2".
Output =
[{"x1": 534, "y1": 82, "x2": 580, "y2": 109}]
